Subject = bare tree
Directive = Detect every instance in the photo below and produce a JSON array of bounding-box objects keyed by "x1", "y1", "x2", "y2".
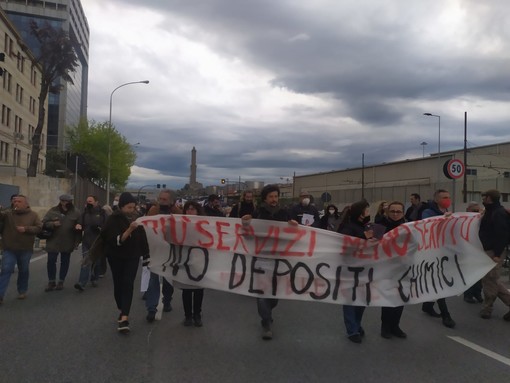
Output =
[{"x1": 27, "y1": 21, "x2": 78, "y2": 177}]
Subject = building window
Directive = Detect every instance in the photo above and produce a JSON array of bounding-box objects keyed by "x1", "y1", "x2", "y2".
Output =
[
  {"x1": 13, "y1": 148, "x2": 21, "y2": 167},
  {"x1": 31, "y1": 68, "x2": 38, "y2": 86},
  {"x1": 0, "y1": 141, "x2": 9, "y2": 162},
  {"x1": 1, "y1": 105, "x2": 11, "y2": 127},
  {"x1": 466, "y1": 168, "x2": 477, "y2": 176},
  {"x1": 2, "y1": 71, "x2": 12, "y2": 92},
  {"x1": 16, "y1": 84, "x2": 24, "y2": 104},
  {"x1": 14, "y1": 115, "x2": 23, "y2": 134}
]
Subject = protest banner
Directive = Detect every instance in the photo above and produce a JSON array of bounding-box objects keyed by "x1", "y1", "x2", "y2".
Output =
[{"x1": 138, "y1": 213, "x2": 494, "y2": 307}]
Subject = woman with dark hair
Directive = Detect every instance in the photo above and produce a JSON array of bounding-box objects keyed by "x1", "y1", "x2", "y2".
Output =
[
  {"x1": 339, "y1": 199, "x2": 372, "y2": 343},
  {"x1": 102, "y1": 192, "x2": 150, "y2": 333},
  {"x1": 176, "y1": 200, "x2": 206, "y2": 327},
  {"x1": 320, "y1": 204, "x2": 342, "y2": 232},
  {"x1": 374, "y1": 200, "x2": 388, "y2": 224}
]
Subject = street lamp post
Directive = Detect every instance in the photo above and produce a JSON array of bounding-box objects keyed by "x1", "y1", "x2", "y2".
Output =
[
  {"x1": 106, "y1": 80, "x2": 149, "y2": 205},
  {"x1": 420, "y1": 141, "x2": 428, "y2": 158},
  {"x1": 423, "y1": 113, "x2": 441, "y2": 182}
]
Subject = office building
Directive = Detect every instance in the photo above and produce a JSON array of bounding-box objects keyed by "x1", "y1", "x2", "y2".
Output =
[
  {"x1": 1, "y1": 0, "x2": 89, "y2": 151},
  {"x1": 1, "y1": 6, "x2": 46, "y2": 173}
]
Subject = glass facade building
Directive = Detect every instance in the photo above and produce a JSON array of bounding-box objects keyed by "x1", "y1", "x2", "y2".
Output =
[{"x1": 1, "y1": 0, "x2": 89, "y2": 151}]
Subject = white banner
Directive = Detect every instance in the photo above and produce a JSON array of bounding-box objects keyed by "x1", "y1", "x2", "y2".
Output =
[{"x1": 138, "y1": 213, "x2": 495, "y2": 307}]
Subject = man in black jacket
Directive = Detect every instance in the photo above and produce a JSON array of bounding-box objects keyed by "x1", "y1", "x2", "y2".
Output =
[
  {"x1": 478, "y1": 189, "x2": 510, "y2": 320},
  {"x1": 242, "y1": 184, "x2": 298, "y2": 340},
  {"x1": 229, "y1": 190, "x2": 255, "y2": 218}
]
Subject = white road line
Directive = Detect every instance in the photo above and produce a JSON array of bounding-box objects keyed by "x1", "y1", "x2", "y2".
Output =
[
  {"x1": 448, "y1": 336, "x2": 510, "y2": 367},
  {"x1": 30, "y1": 253, "x2": 47, "y2": 263}
]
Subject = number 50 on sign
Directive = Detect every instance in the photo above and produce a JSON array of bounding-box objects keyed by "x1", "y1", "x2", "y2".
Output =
[{"x1": 443, "y1": 159, "x2": 465, "y2": 179}]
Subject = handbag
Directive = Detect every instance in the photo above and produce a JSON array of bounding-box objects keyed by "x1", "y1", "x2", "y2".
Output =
[{"x1": 37, "y1": 228, "x2": 54, "y2": 240}]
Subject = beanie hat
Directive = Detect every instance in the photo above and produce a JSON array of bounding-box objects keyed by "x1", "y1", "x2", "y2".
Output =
[
  {"x1": 261, "y1": 184, "x2": 280, "y2": 201},
  {"x1": 118, "y1": 192, "x2": 137, "y2": 208}
]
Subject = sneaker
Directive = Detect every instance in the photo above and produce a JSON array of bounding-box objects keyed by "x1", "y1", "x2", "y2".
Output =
[
  {"x1": 183, "y1": 317, "x2": 193, "y2": 327},
  {"x1": 55, "y1": 282, "x2": 64, "y2": 291},
  {"x1": 146, "y1": 311, "x2": 156, "y2": 323},
  {"x1": 348, "y1": 334, "x2": 362, "y2": 343},
  {"x1": 464, "y1": 296, "x2": 477, "y2": 304},
  {"x1": 74, "y1": 283, "x2": 84, "y2": 292},
  {"x1": 503, "y1": 310, "x2": 510, "y2": 321},
  {"x1": 17, "y1": 293, "x2": 27, "y2": 300},
  {"x1": 118, "y1": 320, "x2": 130, "y2": 333},
  {"x1": 442, "y1": 316, "x2": 456, "y2": 328},
  {"x1": 262, "y1": 326, "x2": 273, "y2": 340},
  {"x1": 474, "y1": 293, "x2": 484, "y2": 303},
  {"x1": 193, "y1": 316, "x2": 203, "y2": 327},
  {"x1": 45, "y1": 282, "x2": 56, "y2": 292},
  {"x1": 163, "y1": 302, "x2": 172, "y2": 312}
]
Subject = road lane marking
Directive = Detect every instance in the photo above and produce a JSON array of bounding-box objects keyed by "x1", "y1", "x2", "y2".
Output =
[
  {"x1": 448, "y1": 336, "x2": 510, "y2": 367},
  {"x1": 30, "y1": 253, "x2": 47, "y2": 263}
]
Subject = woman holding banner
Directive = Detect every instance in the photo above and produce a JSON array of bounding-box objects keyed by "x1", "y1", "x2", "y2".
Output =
[
  {"x1": 102, "y1": 192, "x2": 150, "y2": 333},
  {"x1": 339, "y1": 199, "x2": 372, "y2": 343},
  {"x1": 379, "y1": 201, "x2": 408, "y2": 339},
  {"x1": 175, "y1": 200, "x2": 206, "y2": 327}
]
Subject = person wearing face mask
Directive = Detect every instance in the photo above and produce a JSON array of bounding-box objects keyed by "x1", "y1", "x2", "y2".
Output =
[
  {"x1": 144, "y1": 189, "x2": 182, "y2": 322},
  {"x1": 320, "y1": 204, "x2": 342, "y2": 232},
  {"x1": 42, "y1": 194, "x2": 82, "y2": 292},
  {"x1": 420, "y1": 189, "x2": 456, "y2": 328},
  {"x1": 338, "y1": 199, "x2": 372, "y2": 343},
  {"x1": 74, "y1": 195, "x2": 106, "y2": 292},
  {"x1": 478, "y1": 189, "x2": 510, "y2": 320},
  {"x1": 290, "y1": 190, "x2": 320, "y2": 227},
  {"x1": 102, "y1": 192, "x2": 150, "y2": 333}
]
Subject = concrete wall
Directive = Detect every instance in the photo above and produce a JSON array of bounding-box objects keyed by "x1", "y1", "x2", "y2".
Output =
[{"x1": 0, "y1": 174, "x2": 72, "y2": 216}]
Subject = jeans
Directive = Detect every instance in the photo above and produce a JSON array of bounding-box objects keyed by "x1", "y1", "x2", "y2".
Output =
[
  {"x1": 145, "y1": 272, "x2": 174, "y2": 312},
  {"x1": 108, "y1": 256, "x2": 139, "y2": 316},
  {"x1": 343, "y1": 305, "x2": 366, "y2": 336},
  {"x1": 0, "y1": 249, "x2": 32, "y2": 298},
  {"x1": 257, "y1": 298, "x2": 278, "y2": 327},
  {"x1": 77, "y1": 244, "x2": 101, "y2": 287},
  {"x1": 47, "y1": 251, "x2": 71, "y2": 282}
]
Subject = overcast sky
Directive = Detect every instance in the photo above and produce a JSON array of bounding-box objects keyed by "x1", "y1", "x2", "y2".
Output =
[{"x1": 81, "y1": 0, "x2": 510, "y2": 190}]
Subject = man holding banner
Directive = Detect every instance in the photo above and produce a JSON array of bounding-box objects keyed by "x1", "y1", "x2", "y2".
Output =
[
  {"x1": 242, "y1": 184, "x2": 298, "y2": 340},
  {"x1": 420, "y1": 190, "x2": 456, "y2": 328},
  {"x1": 478, "y1": 189, "x2": 510, "y2": 320}
]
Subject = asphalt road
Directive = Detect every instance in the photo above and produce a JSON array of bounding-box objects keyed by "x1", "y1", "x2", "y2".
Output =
[{"x1": 1, "y1": 249, "x2": 510, "y2": 383}]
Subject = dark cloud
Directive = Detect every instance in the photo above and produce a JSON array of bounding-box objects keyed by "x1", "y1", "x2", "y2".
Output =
[{"x1": 83, "y1": 1, "x2": 510, "y2": 190}]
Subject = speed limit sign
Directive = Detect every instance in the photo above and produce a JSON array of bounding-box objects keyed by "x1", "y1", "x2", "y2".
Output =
[{"x1": 443, "y1": 159, "x2": 465, "y2": 179}]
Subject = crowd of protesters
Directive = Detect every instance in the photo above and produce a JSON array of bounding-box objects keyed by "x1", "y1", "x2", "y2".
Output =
[{"x1": 0, "y1": 186, "x2": 508, "y2": 342}]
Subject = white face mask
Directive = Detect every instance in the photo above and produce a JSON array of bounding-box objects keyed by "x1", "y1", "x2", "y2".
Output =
[
  {"x1": 302, "y1": 198, "x2": 310, "y2": 206},
  {"x1": 328, "y1": 209, "x2": 335, "y2": 214},
  {"x1": 113, "y1": 200, "x2": 119, "y2": 206}
]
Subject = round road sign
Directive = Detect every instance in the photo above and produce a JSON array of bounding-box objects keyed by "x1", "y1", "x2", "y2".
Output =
[{"x1": 443, "y1": 159, "x2": 465, "y2": 179}]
